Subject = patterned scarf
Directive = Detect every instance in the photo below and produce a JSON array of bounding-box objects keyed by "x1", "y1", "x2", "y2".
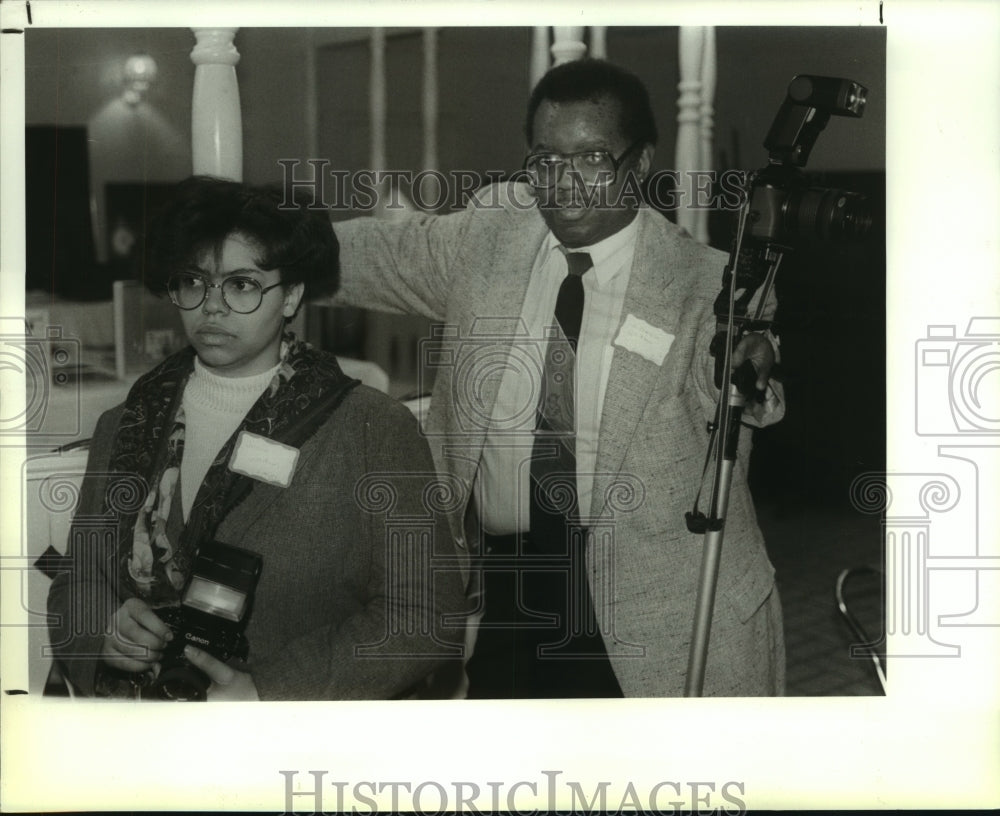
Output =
[{"x1": 107, "y1": 334, "x2": 359, "y2": 611}]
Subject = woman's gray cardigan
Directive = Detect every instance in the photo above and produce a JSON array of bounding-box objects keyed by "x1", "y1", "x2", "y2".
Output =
[{"x1": 47, "y1": 385, "x2": 469, "y2": 700}]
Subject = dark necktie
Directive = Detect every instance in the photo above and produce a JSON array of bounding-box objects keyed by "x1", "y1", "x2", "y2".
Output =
[
  {"x1": 554, "y1": 250, "x2": 592, "y2": 349},
  {"x1": 529, "y1": 251, "x2": 592, "y2": 617},
  {"x1": 531, "y1": 250, "x2": 592, "y2": 529}
]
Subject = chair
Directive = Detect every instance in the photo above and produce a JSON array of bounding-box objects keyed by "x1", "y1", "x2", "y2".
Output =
[
  {"x1": 835, "y1": 564, "x2": 887, "y2": 693},
  {"x1": 24, "y1": 445, "x2": 90, "y2": 696}
]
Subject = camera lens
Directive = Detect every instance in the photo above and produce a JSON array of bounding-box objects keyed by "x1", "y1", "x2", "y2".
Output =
[
  {"x1": 154, "y1": 663, "x2": 210, "y2": 701},
  {"x1": 782, "y1": 187, "x2": 872, "y2": 242}
]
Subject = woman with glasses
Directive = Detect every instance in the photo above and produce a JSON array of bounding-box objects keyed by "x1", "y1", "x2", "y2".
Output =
[{"x1": 47, "y1": 175, "x2": 467, "y2": 701}]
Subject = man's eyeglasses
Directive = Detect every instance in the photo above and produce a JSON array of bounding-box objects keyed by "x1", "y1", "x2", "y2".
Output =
[
  {"x1": 523, "y1": 140, "x2": 644, "y2": 189},
  {"x1": 166, "y1": 272, "x2": 283, "y2": 314}
]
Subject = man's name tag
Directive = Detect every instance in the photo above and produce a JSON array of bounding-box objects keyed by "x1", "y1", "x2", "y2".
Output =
[
  {"x1": 614, "y1": 314, "x2": 675, "y2": 366},
  {"x1": 229, "y1": 431, "x2": 299, "y2": 488}
]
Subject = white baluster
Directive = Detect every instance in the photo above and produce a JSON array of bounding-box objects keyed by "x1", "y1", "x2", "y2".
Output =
[
  {"x1": 370, "y1": 28, "x2": 387, "y2": 172},
  {"x1": 530, "y1": 27, "x2": 550, "y2": 88},
  {"x1": 550, "y1": 27, "x2": 587, "y2": 65},
  {"x1": 422, "y1": 28, "x2": 439, "y2": 172},
  {"x1": 675, "y1": 26, "x2": 704, "y2": 241},
  {"x1": 303, "y1": 29, "x2": 319, "y2": 161},
  {"x1": 696, "y1": 27, "x2": 716, "y2": 245},
  {"x1": 417, "y1": 27, "x2": 440, "y2": 210},
  {"x1": 590, "y1": 27, "x2": 607, "y2": 59},
  {"x1": 190, "y1": 28, "x2": 242, "y2": 180},
  {"x1": 369, "y1": 28, "x2": 411, "y2": 217},
  {"x1": 699, "y1": 28, "x2": 716, "y2": 170}
]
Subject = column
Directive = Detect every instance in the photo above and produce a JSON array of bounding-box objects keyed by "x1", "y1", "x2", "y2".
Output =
[
  {"x1": 550, "y1": 27, "x2": 587, "y2": 66},
  {"x1": 590, "y1": 27, "x2": 607, "y2": 59},
  {"x1": 190, "y1": 28, "x2": 242, "y2": 180},
  {"x1": 530, "y1": 27, "x2": 550, "y2": 88},
  {"x1": 675, "y1": 26, "x2": 706, "y2": 242}
]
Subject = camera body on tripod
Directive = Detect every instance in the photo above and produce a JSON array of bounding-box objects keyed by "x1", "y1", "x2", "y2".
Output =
[
  {"x1": 745, "y1": 74, "x2": 872, "y2": 248},
  {"x1": 149, "y1": 540, "x2": 263, "y2": 701}
]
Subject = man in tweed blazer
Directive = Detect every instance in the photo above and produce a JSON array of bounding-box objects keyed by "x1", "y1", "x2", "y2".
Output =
[{"x1": 329, "y1": 59, "x2": 785, "y2": 697}]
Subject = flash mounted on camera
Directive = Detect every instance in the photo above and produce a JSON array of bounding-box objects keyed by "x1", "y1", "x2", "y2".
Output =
[
  {"x1": 148, "y1": 540, "x2": 263, "y2": 701},
  {"x1": 764, "y1": 75, "x2": 867, "y2": 167}
]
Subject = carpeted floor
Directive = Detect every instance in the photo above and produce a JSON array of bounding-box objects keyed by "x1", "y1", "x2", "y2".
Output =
[{"x1": 757, "y1": 497, "x2": 885, "y2": 696}]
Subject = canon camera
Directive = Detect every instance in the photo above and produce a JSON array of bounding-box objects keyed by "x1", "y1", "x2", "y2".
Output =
[{"x1": 147, "y1": 540, "x2": 263, "y2": 701}]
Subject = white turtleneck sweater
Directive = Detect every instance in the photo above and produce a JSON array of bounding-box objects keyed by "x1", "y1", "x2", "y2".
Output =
[{"x1": 180, "y1": 357, "x2": 281, "y2": 520}]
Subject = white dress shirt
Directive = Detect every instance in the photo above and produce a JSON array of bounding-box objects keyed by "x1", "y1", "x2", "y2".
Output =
[{"x1": 473, "y1": 216, "x2": 639, "y2": 534}]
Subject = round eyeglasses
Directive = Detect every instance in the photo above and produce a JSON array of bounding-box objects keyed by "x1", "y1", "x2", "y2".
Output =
[
  {"x1": 523, "y1": 140, "x2": 644, "y2": 189},
  {"x1": 166, "y1": 273, "x2": 283, "y2": 314}
]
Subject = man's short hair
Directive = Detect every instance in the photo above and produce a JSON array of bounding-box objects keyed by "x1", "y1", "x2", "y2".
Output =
[
  {"x1": 525, "y1": 58, "x2": 658, "y2": 147},
  {"x1": 144, "y1": 175, "x2": 339, "y2": 301}
]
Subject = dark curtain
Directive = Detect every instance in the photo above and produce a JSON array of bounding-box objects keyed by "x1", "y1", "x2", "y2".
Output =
[{"x1": 25, "y1": 125, "x2": 107, "y2": 300}]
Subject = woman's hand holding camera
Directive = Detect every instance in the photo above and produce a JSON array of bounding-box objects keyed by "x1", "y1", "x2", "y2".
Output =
[
  {"x1": 100, "y1": 598, "x2": 258, "y2": 700},
  {"x1": 182, "y1": 645, "x2": 260, "y2": 701},
  {"x1": 101, "y1": 597, "x2": 173, "y2": 673}
]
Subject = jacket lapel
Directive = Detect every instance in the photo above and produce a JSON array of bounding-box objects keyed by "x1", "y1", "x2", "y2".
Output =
[{"x1": 590, "y1": 210, "x2": 682, "y2": 519}]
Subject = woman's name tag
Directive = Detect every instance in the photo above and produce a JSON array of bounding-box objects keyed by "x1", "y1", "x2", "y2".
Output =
[{"x1": 229, "y1": 431, "x2": 300, "y2": 488}]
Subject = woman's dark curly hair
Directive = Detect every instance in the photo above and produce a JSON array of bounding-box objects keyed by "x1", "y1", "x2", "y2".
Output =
[{"x1": 145, "y1": 175, "x2": 339, "y2": 303}]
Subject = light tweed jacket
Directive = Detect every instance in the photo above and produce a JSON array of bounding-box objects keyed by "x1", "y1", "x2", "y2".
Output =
[{"x1": 333, "y1": 183, "x2": 785, "y2": 696}]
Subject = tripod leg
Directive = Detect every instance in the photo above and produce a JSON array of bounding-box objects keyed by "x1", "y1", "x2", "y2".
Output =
[{"x1": 684, "y1": 459, "x2": 736, "y2": 697}]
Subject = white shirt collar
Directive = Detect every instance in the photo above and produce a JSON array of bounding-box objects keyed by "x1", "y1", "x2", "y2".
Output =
[{"x1": 541, "y1": 213, "x2": 640, "y2": 286}]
